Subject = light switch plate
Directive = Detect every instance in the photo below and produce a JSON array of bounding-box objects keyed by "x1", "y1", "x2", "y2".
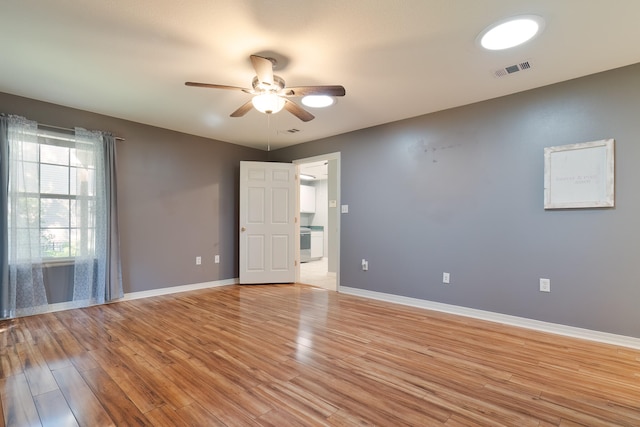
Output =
[
  {"x1": 329, "y1": 200, "x2": 337, "y2": 208},
  {"x1": 341, "y1": 204, "x2": 349, "y2": 213},
  {"x1": 540, "y1": 278, "x2": 550, "y2": 292}
]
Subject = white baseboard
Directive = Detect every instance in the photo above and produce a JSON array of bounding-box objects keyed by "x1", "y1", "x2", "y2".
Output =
[
  {"x1": 14, "y1": 278, "x2": 239, "y2": 317},
  {"x1": 19, "y1": 280, "x2": 640, "y2": 350},
  {"x1": 18, "y1": 299, "x2": 95, "y2": 317},
  {"x1": 120, "y1": 278, "x2": 238, "y2": 301},
  {"x1": 340, "y1": 286, "x2": 640, "y2": 350}
]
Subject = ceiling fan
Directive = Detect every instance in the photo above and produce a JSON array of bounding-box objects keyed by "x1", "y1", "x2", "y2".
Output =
[{"x1": 185, "y1": 55, "x2": 346, "y2": 122}]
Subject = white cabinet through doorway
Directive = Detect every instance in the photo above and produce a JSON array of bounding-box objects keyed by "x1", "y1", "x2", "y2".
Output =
[
  {"x1": 310, "y1": 230, "x2": 323, "y2": 259},
  {"x1": 300, "y1": 185, "x2": 316, "y2": 213}
]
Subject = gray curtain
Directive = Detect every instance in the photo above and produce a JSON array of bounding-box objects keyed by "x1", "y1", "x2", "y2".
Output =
[
  {"x1": 103, "y1": 133, "x2": 123, "y2": 301},
  {"x1": 72, "y1": 128, "x2": 123, "y2": 304},
  {"x1": 0, "y1": 118, "x2": 9, "y2": 318},
  {"x1": 0, "y1": 115, "x2": 48, "y2": 318}
]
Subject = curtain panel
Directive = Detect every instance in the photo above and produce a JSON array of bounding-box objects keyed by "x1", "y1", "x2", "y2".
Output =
[
  {"x1": 0, "y1": 115, "x2": 48, "y2": 317},
  {"x1": 0, "y1": 116, "x2": 123, "y2": 319},
  {"x1": 103, "y1": 133, "x2": 123, "y2": 302},
  {"x1": 72, "y1": 128, "x2": 123, "y2": 304},
  {"x1": 0, "y1": 117, "x2": 7, "y2": 318}
]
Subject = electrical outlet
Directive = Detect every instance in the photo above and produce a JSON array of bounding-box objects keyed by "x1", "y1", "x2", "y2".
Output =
[
  {"x1": 361, "y1": 259, "x2": 368, "y2": 271},
  {"x1": 214, "y1": 255, "x2": 220, "y2": 264},
  {"x1": 196, "y1": 256, "x2": 202, "y2": 265},
  {"x1": 540, "y1": 278, "x2": 550, "y2": 292},
  {"x1": 443, "y1": 272, "x2": 450, "y2": 284}
]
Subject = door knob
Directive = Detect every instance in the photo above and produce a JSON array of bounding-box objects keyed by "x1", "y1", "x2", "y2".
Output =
[{"x1": 241, "y1": 227, "x2": 246, "y2": 232}]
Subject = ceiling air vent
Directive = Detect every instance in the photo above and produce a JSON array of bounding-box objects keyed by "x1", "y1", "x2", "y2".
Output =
[
  {"x1": 278, "y1": 128, "x2": 301, "y2": 135},
  {"x1": 493, "y1": 60, "x2": 533, "y2": 78}
]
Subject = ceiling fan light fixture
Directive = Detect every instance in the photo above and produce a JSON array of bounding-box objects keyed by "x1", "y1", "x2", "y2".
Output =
[
  {"x1": 301, "y1": 95, "x2": 335, "y2": 108},
  {"x1": 186, "y1": 55, "x2": 344, "y2": 121},
  {"x1": 252, "y1": 93, "x2": 285, "y2": 114},
  {"x1": 478, "y1": 15, "x2": 544, "y2": 50}
]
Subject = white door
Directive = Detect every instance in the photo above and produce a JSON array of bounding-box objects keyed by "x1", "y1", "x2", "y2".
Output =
[{"x1": 239, "y1": 161, "x2": 297, "y2": 284}]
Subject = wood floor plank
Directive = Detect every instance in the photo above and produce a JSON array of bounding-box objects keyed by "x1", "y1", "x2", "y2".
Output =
[
  {"x1": 110, "y1": 344, "x2": 195, "y2": 410},
  {"x1": 50, "y1": 327, "x2": 99, "y2": 366},
  {"x1": 86, "y1": 346, "x2": 165, "y2": 414},
  {"x1": 0, "y1": 373, "x2": 41, "y2": 427},
  {"x1": 228, "y1": 386, "x2": 276, "y2": 419},
  {"x1": 16, "y1": 341, "x2": 58, "y2": 397},
  {"x1": 325, "y1": 408, "x2": 377, "y2": 426},
  {"x1": 79, "y1": 367, "x2": 151, "y2": 426},
  {"x1": 256, "y1": 406, "x2": 328, "y2": 427},
  {"x1": 0, "y1": 344, "x2": 22, "y2": 380},
  {"x1": 34, "y1": 331, "x2": 73, "y2": 373},
  {"x1": 288, "y1": 353, "x2": 448, "y2": 426},
  {"x1": 142, "y1": 405, "x2": 186, "y2": 427},
  {"x1": 0, "y1": 388, "x2": 4, "y2": 427},
  {"x1": 0, "y1": 320, "x2": 17, "y2": 348},
  {"x1": 51, "y1": 365, "x2": 114, "y2": 427},
  {"x1": 33, "y1": 389, "x2": 79, "y2": 427},
  {"x1": 1, "y1": 284, "x2": 639, "y2": 426},
  {"x1": 212, "y1": 341, "x2": 300, "y2": 383},
  {"x1": 174, "y1": 402, "x2": 228, "y2": 427},
  {"x1": 99, "y1": 324, "x2": 175, "y2": 370},
  {"x1": 252, "y1": 378, "x2": 339, "y2": 422},
  {"x1": 158, "y1": 359, "x2": 261, "y2": 426}
]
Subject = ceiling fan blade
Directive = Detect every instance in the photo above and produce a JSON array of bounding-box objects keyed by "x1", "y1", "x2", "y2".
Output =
[
  {"x1": 230, "y1": 100, "x2": 254, "y2": 117},
  {"x1": 283, "y1": 99, "x2": 315, "y2": 122},
  {"x1": 185, "y1": 82, "x2": 253, "y2": 94},
  {"x1": 250, "y1": 55, "x2": 274, "y2": 88},
  {"x1": 282, "y1": 85, "x2": 346, "y2": 97}
]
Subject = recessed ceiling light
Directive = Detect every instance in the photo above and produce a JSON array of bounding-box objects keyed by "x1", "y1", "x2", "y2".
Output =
[
  {"x1": 301, "y1": 95, "x2": 335, "y2": 108},
  {"x1": 478, "y1": 15, "x2": 545, "y2": 50}
]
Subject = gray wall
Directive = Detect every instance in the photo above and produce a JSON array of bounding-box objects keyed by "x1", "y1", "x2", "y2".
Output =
[
  {"x1": 0, "y1": 92, "x2": 267, "y2": 295},
  {"x1": 270, "y1": 63, "x2": 640, "y2": 338},
  {"x1": 3, "y1": 61, "x2": 640, "y2": 338}
]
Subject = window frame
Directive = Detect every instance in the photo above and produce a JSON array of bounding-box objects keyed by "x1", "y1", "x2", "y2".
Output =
[{"x1": 31, "y1": 128, "x2": 98, "y2": 262}]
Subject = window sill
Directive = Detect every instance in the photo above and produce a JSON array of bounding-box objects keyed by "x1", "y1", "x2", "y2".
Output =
[{"x1": 42, "y1": 258, "x2": 76, "y2": 268}]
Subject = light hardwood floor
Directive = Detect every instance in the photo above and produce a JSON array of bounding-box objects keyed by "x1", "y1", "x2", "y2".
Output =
[{"x1": 1, "y1": 284, "x2": 639, "y2": 426}]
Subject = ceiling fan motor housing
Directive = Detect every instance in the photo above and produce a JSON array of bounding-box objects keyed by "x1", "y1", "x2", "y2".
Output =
[{"x1": 252, "y1": 75, "x2": 285, "y2": 93}]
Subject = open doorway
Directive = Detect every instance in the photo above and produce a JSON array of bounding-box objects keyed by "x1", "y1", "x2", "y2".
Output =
[{"x1": 294, "y1": 153, "x2": 340, "y2": 291}]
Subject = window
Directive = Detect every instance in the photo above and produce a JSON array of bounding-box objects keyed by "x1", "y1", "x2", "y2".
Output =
[
  {"x1": 13, "y1": 128, "x2": 98, "y2": 259},
  {"x1": 3, "y1": 115, "x2": 122, "y2": 316}
]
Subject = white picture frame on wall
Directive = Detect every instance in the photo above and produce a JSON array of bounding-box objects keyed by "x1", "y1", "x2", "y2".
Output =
[{"x1": 544, "y1": 139, "x2": 615, "y2": 209}]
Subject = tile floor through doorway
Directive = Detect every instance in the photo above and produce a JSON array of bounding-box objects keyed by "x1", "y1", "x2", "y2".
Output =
[{"x1": 300, "y1": 257, "x2": 336, "y2": 291}]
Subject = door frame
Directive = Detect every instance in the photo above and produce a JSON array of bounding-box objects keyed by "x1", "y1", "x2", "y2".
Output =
[{"x1": 293, "y1": 152, "x2": 341, "y2": 291}]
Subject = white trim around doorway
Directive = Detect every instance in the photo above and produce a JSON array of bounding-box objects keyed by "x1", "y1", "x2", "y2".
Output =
[{"x1": 294, "y1": 152, "x2": 341, "y2": 292}]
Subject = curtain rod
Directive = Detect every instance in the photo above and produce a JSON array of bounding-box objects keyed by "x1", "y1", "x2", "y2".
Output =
[{"x1": 38, "y1": 123, "x2": 125, "y2": 141}]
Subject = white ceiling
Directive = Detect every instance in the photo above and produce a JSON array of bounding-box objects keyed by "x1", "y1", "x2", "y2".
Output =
[
  {"x1": 300, "y1": 161, "x2": 328, "y2": 181},
  {"x1": 2, "y1": 1, "x2": 640, "y2": 151}
]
